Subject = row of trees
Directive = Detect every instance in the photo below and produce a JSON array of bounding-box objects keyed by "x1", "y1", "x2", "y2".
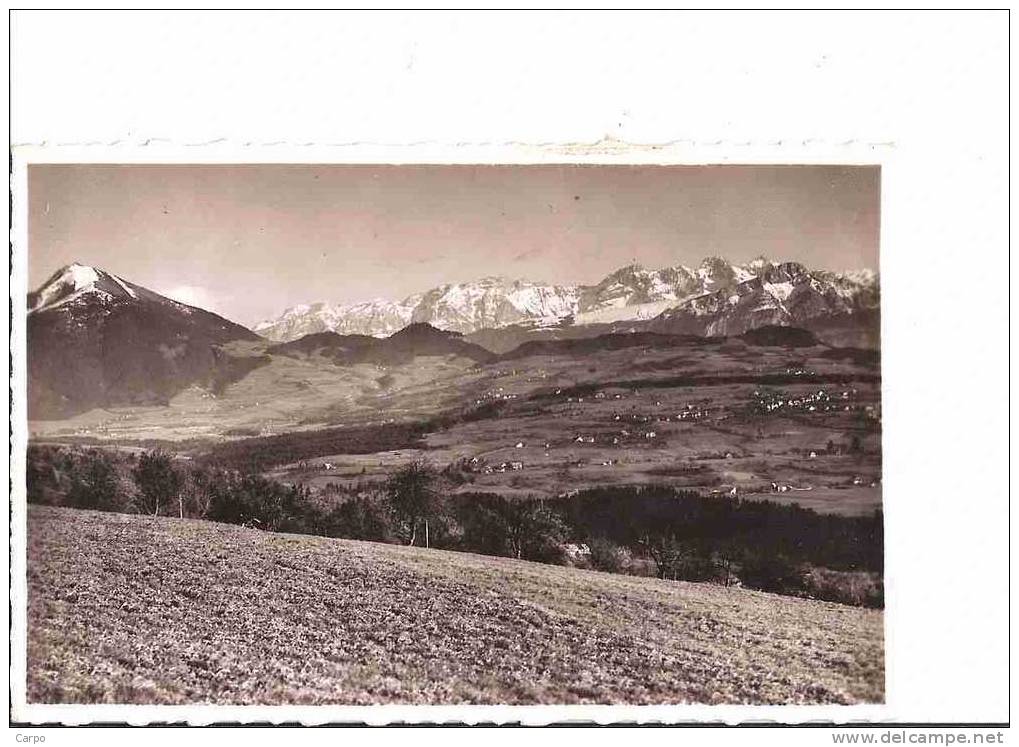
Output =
[
  {"x1": 26, "y1": 445, "x2": 883, "y2": 607},
  {"x1": 28, "y1": 446, "x2": 311, "y2": 531}
]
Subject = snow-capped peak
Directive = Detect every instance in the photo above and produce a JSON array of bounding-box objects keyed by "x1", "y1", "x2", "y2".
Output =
[
  {"x1": 62, "y1": 262, "x2": 101, "y2": 287},
  {"x1": 29, "y1": 263, "x2": 104, "y2": 313},
  {"x1": 29, "y1": 263, "x2": 150, "y2": 314}
]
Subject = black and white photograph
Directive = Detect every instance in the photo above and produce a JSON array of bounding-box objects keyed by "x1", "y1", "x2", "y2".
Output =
[
  {"x1": 23, "y1": 164, "x2": 883, "y2": 706},
  {"x1": 8, "y1": 9, "x2": 1009, "y2": 739}
]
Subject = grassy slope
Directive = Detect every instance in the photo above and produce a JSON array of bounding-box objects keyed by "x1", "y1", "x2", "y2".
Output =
[{"x1": 27, "y1": 506, "x2": 883, "y2": 705}]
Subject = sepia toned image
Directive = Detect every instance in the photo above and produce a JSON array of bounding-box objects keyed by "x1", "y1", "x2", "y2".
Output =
[{"x1": 23, "y1": 163, "x2": 883, "y2": 707}]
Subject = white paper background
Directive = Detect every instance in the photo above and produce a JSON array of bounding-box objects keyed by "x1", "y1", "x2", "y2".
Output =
[{"x1": 7, "y1": 10, "x2": 1011, "y2": 730}]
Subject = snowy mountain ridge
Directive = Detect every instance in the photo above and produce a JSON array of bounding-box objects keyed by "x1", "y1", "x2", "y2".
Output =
[{"x1": 254, "y1": 257, "x2": 879, "y2": 342}]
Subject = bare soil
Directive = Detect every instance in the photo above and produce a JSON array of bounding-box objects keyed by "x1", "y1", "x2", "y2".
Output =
[{"x1": 27, "y1": 505, "x2": 884, "y2": 705}]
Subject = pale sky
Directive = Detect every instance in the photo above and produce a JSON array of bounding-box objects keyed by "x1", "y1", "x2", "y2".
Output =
[{"x1": 29, "y1": 164, "x2": 879, "y2": 326}]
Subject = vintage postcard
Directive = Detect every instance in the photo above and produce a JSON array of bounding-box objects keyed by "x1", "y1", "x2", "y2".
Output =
[
  {"x1": 8, "y1": 10, "x2": 1010, "y2": 737},
  {"x1": 11, "y1": 152, "x2": 886, "y2": 724}
]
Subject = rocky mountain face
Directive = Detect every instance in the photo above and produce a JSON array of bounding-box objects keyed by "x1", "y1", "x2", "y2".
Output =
[
  {"x1": 27, "y1": 263, "x2": 260, "y2": 419},
  {"x1": 409, "y1": 277, "x2": 580, "y2": 333},
  {"x1": 651, "y1": 261, "x2": 879, "y2": 343},
  {"x1": 254, "y1": 277, "x2": 581, "y2": 341},
  {"x1": 255, "y1": 256, "x2": 879, "y2": 344},
  {"x1": 254, "y1": 299, "x2": 416, "y2": 341}
]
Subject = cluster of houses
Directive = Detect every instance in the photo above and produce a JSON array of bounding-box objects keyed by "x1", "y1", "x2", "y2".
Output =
[
  {"x1": 489, "y1": 461, "x2": 524, "y2": 473},
  {"x1": 784, "y1": 366, "x2": 817, "y2": 376},
  {"x1": 606, "y1": 402, "x2": 711, "y2": 427},
  {"x1": 751, "y1": 388, "x2": 860, "y2": 416},
  {"x1": 769, "y1": 482, "x2": 813, "y2": 493},
  {"x1": 564, "y1": 389, "x2": 627, "y2": 403},
  {"x1": 464, "y1": 456, "x2": 524, "y2": 474},
  {"x1": 675, "y1": 402, "x2": 712, "y2": 421},
  {"x1": 472, "y1": 386, "x2": 520, "y2": 406},
  {"x1": 571, "y1": 429, "x2": 659, "y2": 446},
  {"x1": 850, "y1": 475, "x2": 881, "y2": 487},
  {"x1": 548, "y1": 388, "x2": 726, "y2": 440},
  {"x1": 614, "y1": 412, "x2": 650, "y2": 424},
  {"x1": 709, "y1": 486, "x2": 742, "y2": 498}
]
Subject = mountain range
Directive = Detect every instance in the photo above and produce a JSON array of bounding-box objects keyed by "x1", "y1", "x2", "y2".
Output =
[
  {"x1": 253, "y1": 256, "x2": 879, "y2": 343},
  {"x1": 26, "y1": 257, "x2": 879, "y2": 419}
]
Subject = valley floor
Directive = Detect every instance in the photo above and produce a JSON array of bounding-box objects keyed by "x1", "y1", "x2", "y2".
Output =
[
  {"x1": 26, "y1": 505, "x2": 884, "y2": 705},
  {"x1": 31, "y1": 335, "x2": 883, "y2": 517}
]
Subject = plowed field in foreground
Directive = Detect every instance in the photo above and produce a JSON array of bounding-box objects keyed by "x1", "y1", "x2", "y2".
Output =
[{"x1": 26, "y1": 505, "x2": 883, "y2": 705}]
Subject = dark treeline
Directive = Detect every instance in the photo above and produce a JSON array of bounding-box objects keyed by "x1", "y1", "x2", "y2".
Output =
[
  {"x1": 191, "y1": 402, "x2": 516, "y2": 473},
  {"x1": 196, "y1": 422, "x2": 430, "y2": 472},
  {"x1": 557, "y1": 485, "x2": 883, "y2": 573},
  {"x1": 26, "y1": 444, "x2": 883, "y2": 608}
]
